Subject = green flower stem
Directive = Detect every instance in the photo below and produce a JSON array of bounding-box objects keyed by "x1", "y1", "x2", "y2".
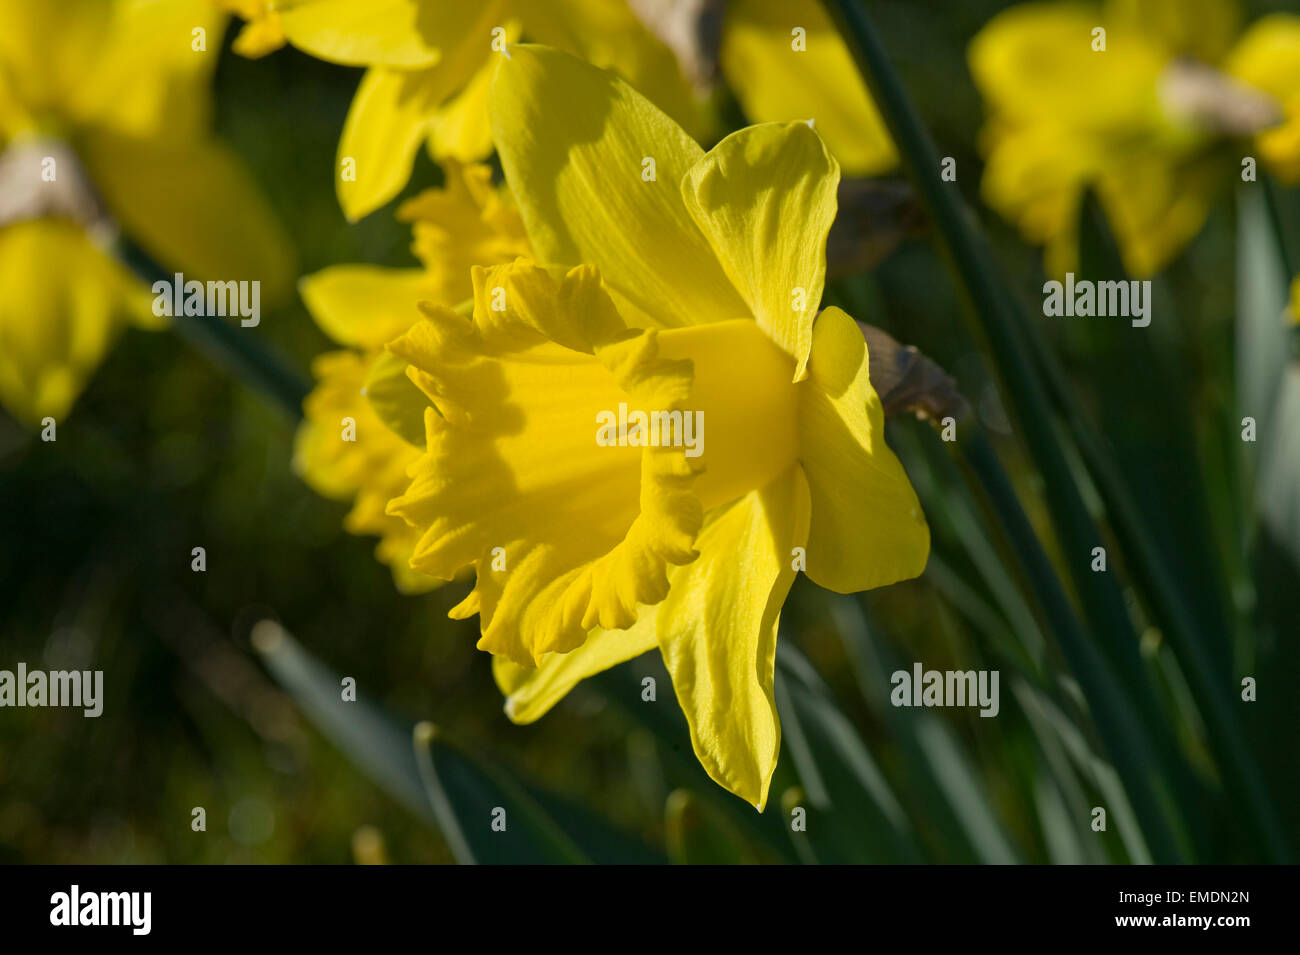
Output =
[
  {"x1": 819, "y1": 0, "x2": 1213, "y2": 809},
  {"x1": 1065, "y1": 190, "x2": 1285, "y2": 860},
  {"x1": 818, "y1": 0, "x2": 1148, "y2": 696},
  {"x1": 1012, "y1": 267, "x2": 1292, "y2": 863},
  {"x1": 958, "y1": 426, "x2": 1187, "y2": 862},
  {"x1": 819, "y1": 0, "x2": 1200, "y2": 854},
  {"x1": 115, "y1": 237, "x2": 309, "y2": 421},
  {"x1": 1261, "y1": 174, "x2": 1297, "y2": 279}
]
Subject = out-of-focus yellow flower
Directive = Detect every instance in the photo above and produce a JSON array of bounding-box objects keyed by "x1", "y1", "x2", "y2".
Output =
[
  {"x1": 213, "y1": 0, "x2": 445, "y2": 67},
  {"x1": 0, "y1": 219, "x2": 157, "y2": 424},
  {"x1": 0, "y1": 0, "x2": 293, "y2": 424},
  {"x1": 1224, "y1": 14, "x2": 1300, "y2": 184},
  {"x1": 221, "y1": 0, "x2": 698, "y2": 221},
  {"x1": 970, "y1": 0, "x2": 1300, "y2": 277},
  {"x1": 1289, "y1": 276, "x2": 1299, "y2": 324},
  {"x1": 224, "y1": 0, "x2": 897, "y2": 220},
  {"x1": 295, "y1": 349, "x2": 434, "y2": 593},
  {"x1": 213, "y1": 0, "x2": 285, "y2": 57},
  {"x1": 381, "y1": 47, "x2": 928, "y2": 807},
  {"x1": 294, "y1": 163, "x2": 529, "y2": 592},
  {"x1": 719, "y1": 0, "x2": 895, "y2": 177}
]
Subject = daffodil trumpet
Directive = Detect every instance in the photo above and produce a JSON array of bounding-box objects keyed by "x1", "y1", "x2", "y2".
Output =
[{"x1": 594, "y1": 402, "x2": 704, "y2": 459}]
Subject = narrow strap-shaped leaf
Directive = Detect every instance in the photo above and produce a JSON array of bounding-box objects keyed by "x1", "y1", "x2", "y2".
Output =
[
  {"x1": 833, "y1": 596, "x2": 1020, "y2": 864},
  {"x1": 412, "y1": 723, "x2": 592, "y2": 865},
  {"x1": 252, "y1": 619, "x2": 429, "y2": 818},
  {"x1": 115, "y1": 236, "x2": 309, "y2": 420},
  {"x1": 254, "y1": 620, "x2": 625, "y2": 864},
  {"x1": 664, "y1": 790, "x2": 757, "y2": 864},
  {"x1": 818, "y1": 0, "x2": 1192, "y2": 862},
  {"x1": 774, "y1": 640, "x2": 924, "y2": 863}
]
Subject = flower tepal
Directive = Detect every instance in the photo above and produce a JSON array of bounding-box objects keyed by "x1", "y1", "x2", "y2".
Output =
[{"x1": 388, "y1": 46, "x2": 929, "y2": 808}]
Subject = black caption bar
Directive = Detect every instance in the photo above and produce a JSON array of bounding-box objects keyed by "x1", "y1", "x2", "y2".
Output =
[{"x1": 0, "y1": 864, "x2": 1286, "y2": 942}]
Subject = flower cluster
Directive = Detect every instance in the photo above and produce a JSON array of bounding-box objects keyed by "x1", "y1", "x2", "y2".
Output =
[
  {"x1": 0, "y1": 0, "x2": 291, "y2": 424},
  {"x1": 970, "y1": 0, "x2": 1300, "y2": 276},
  {"x1": 218, "y1": 0, "x2": 895, "y2": 220},
  {"x1": 303, "y1": 44, "x2": 929, "y2": 806}
]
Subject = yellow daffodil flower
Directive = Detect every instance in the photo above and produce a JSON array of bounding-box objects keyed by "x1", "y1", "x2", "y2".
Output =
[
  {"x1": 970, "y1": 0, "x2": 1300, "y2": 277},
  {"x1": 294, "y1": 162, "x2": 529, "y2": 591},
  {"x1": 0, "y1": 0, "x2": 293, "y2": 425},
  {"x1": 381, "y1": 46, "x2": 928, "y2": 808}
]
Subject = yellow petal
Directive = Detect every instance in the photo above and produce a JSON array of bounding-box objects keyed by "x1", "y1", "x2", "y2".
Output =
[
  {"x1": 1224, "y1": 14, "x2": 1300, "y2": 183},
  {"x1": 1096, "y1": 152, "x2": 1219, "y2": 278},
  {"x1": 397, "y1": 161, "x2": 531, "y2": 306},
  {"x1": 426, "y1": 59, "x2": 497, "y2": 163},
  {"x1": 0, "y1": 73, "x2": 31, "y2": 141},
  {"x1": 798, "y1": 307, "x2": 929, "y2": 592},
  {"x1": 519, "y1": 0, "x2": 702, "y2": 139},
  {"x1": 335, "y1": 3, "x2": 507, "y2": 219},
  {"x1": 656, "y1": 465, "x2": 811, "y2": 810},
  {"x1": 977, "y1": 121, "x2": 1102, "y2": 275},
  {"x1": 299, "y1": 266, "x2": 436, "y2": 350},
  {"x1": 293, "y1": 349, "x2": 436, "y2": 593},
  {"x1": 1254, "y1": 93, "x2": 1300, "y2": 184},
  {"x1": 336, "y1": 68, "x2": 438, "y2": 222},
  {"x1": 216, "y1": 0, "x2": 285, "y2": 56},
  {"x1": 493, "y1": 607, "x2": 659, "y2": 724},
  {"x1": 364, "y1": 347, "x2": 432, "y2": 448},
  {"x1": 380, "y1": 538, "x2": 444, "y2": 594},
  {"x1": 1104, "y1": 0, "x2": 1241, "y2": 62},
  {"x1": 969, "y1": 3, "x2": 1167, "y2": 133},
  {"x1": 489, "y1": 45, "x2": 747, "y2": 328},
  {"x1": 387, "y1": 260, "x2": 703, "y2": 665},
  {"x1": 276, "y1": 0, "x2": 449, "y2": 68},
  {"x1": 0, "y1": 0, "x2": 111, "y2": 121},
  {"x1": 1225, "y1": 14, "x2": 1300, "y2": 100},
  {"x1": 425, "y1": 20, "x2": 521, "y2": 163},
  {"x1": 293, "y1": 352, "x2": 368, "y2": 499},
  {"x1": 79, "y1": 130, "x2": 295, "y2": 305},
  {"x1": 682, "y1": 121, "x2": 838, "y2": 380},
  {"x1": 231, "y1": 14, "x2": 287, "y2": 59},
  {"x1": 67, "y1": 0, "x2": 222, "y2": 140},
  {"x1": 0, "y1": 0, "x2": 220, "y2": 140},
  {"x1": 0, "y1": 220, "x2": 142, "y2": 425},
  {"x1": 720, "y1": 0, "x2": 896, "y2": 176}
]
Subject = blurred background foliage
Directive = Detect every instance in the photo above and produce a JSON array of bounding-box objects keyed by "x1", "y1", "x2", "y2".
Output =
[{"x1": 2, "y1": 0, "x2": 1298, "y2": 863}]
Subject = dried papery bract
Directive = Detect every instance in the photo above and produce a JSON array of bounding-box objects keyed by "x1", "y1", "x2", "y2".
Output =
[{"x1": 857, "y1": 322, "x2": 968, "y2": 425}]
